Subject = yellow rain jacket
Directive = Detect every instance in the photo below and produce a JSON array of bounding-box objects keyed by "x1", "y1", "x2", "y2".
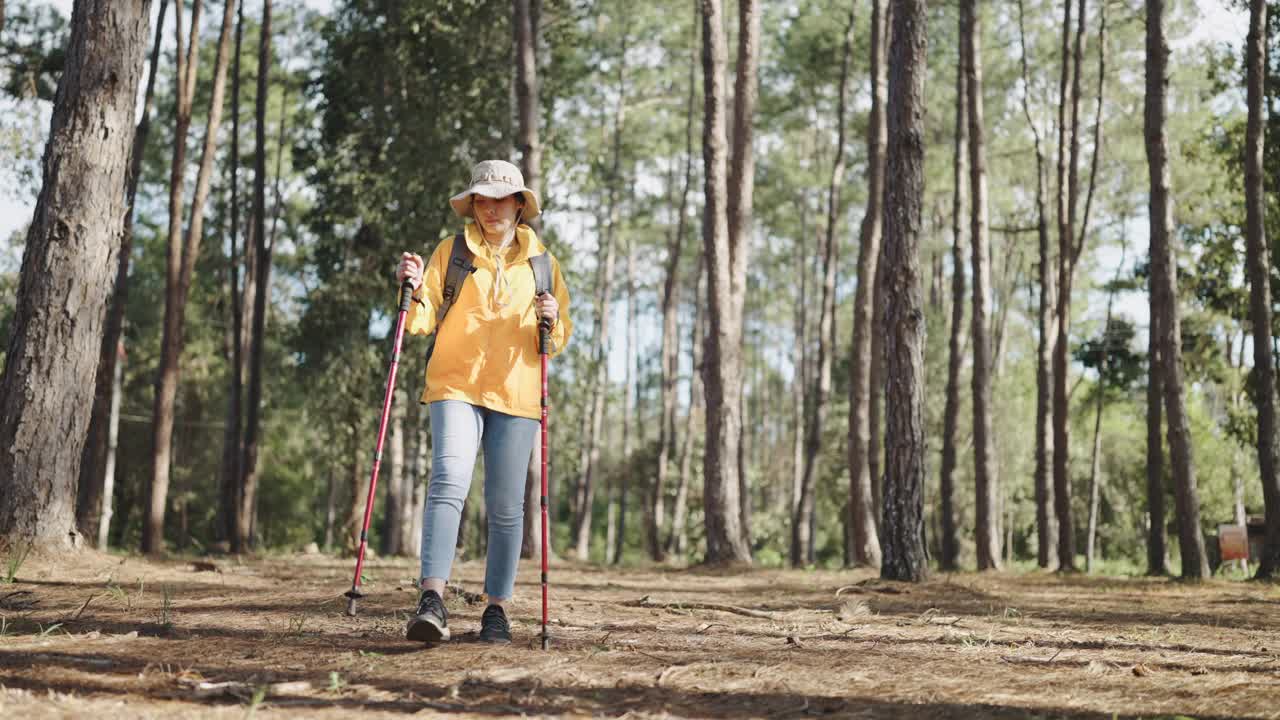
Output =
[{"x1": 406, "y1": 222, "x2": 572, "y2": 420}]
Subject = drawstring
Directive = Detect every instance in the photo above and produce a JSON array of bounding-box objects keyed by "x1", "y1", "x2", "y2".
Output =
[
  {"x1": 490, "y1": 232, "x2": 515, "y2": 307},
  {"x1": 476, "y1": 208, "x2": 523, "y2": 309}
]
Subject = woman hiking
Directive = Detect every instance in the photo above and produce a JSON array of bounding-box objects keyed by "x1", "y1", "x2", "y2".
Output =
[{"x1": 397, "y1": 160, "x2": 572, "y2": 644}]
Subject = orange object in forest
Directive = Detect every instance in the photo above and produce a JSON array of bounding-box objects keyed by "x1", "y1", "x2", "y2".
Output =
[{"x1": 1219, "y1": 524, "x2": 1249, "y2": 562}]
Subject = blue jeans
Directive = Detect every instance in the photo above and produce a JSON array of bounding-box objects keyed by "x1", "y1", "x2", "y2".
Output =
[{"x1": 420, "y1": 400, "x2": 538, "y2": 600}]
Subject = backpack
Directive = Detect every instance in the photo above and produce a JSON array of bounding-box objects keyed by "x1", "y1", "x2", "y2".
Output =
[{"x1": 422, "y1": 232, "x2": 554, "y2": 362}]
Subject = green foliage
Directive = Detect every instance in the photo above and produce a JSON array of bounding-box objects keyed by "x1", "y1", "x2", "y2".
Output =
[
  {"x1": 0, "y1": 1, "x2": 67, "y2": 102},
  {"x1": 2, "y1": 542, "x2": 30, "y2": 583},
  {"x1": 1073, "y1": 317, "x2": 1145, "y2": 395}
]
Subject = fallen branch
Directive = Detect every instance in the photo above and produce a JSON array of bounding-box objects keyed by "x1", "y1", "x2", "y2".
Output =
[
  {"x1": 0, "y1": 590, "x2": 36, "y2": 611},
  {"x1": 626, "y1": 595, "x2": 776, "y2": 619},
  {"x1": 185, "y1": 679, "x2": 312, "y2": 699},
  {"x1": 65, "y1": 593, "x2": 99, "y2": 621}
]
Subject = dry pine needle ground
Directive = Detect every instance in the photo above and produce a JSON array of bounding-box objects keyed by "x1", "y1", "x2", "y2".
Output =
[{"x1": 1, "y1": 551, "x2": 1278, "y2": 718}]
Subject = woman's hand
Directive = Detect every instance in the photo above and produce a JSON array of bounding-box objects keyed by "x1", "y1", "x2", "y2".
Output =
[
  {"x1": 536, "y1": 292, "x2": 558, "y2": 327},
  {"x1": 398, "y1": 252, "x2": 424, "y2": 290}
]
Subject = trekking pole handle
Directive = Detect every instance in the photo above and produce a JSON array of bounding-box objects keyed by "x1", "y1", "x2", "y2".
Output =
[
  {"x1": 398, "y1": 278, "x2": 415, "y2": 313},
  {"x1": 537, "y1": 292, "x2": 552, "y2": 355}
]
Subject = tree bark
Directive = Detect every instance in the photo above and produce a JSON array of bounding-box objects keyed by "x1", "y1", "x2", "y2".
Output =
[
  {"x1": 0, "y1": 0, "x2": 153, "y2": 551},
  {"x1": 938, "y1": 4, "x2": 966, "y2": 573},
  {"x1": 879, "y1": 0, "x2": 929, "y2": 583},
  {"x1": 847, "y1": 0, "x2": 886, "y2": 570},
  {"x1": 700, "y1": 0, "x2": 753, "y2": 565},
  {"x1": 143, "y1": 0, "x2": 203, "y2": 555},
  {"x1": 239, "y1": 0, "x2": 273, "y2": 551},
  {"x1": 1245, "y1": 0, "x2": 1280, "y2": 579},
  {"x1": 1145, "y1": 0, "x2": 1208, "y2": 580},
  {"x1": 794, "y1": 6, "x2": 854, "y2": 568},
  {"x1": 962, "y1": 0, "x2": 999, "y2": 571},
  {"x1": 77, "y1": 0, "x2": 169, "y2": 546}
]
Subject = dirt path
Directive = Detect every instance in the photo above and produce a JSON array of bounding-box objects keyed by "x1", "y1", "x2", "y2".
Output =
[{"x1": 1, "y1": 551, "x2": 1278, "y2": 718}]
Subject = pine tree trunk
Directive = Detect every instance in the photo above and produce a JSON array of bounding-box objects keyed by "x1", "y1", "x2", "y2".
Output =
[
  {"x1": 152, "y1": 0, "x2": 237, "y2": 554},
  {"x1": 239, "y1": 0, "x2": 273, "y2": 551},
  {"x1": 1086, "y1": 242, "x2": 1123, "y2": 572},
  {"x1": 1146, "y1": 292, "x2": 1169, "y2": 574},
  {"x1": 1145, "y1": 0, "x2": 1208, "y2": 580},
  {"x1": 381, "y1": 389, "x2": 405, "y2": 556},
  {"x1": 1014, "y1": 0, "x2": 1058, "y2": 571},
  {"x1": 700, "y1": 0, "x2": 753, "y2": 565},
  {"x1": 0, "y1": 0, "x2": 153, "y2": 551},
  {"x1": 97, "y1": 340, "x2": 124, "y2": 549},
  {"x1": 145, "y1": 0, "x2": 204, "y2": 555},
  {"x1": 793, "y1": 5, "x2": 855, "y2": 568},
  {"x1": 791, "y1": 198, "x2": 808, "y2": 555},
  {"x1": 410, "y1": 409, "x2": 429, "y2": 561},
  {"x1": 847, "y1": 0, "x2": 886, "y2": 570},
  {"x1": 1244, "y1": 0, "x2": 1280, "y2": 579},
  {"x1": 732, "y1": 1, "x2": 762, "y2": 560},
  {"x1": 669, "y1": 256, "x2": 704, "y2": 558},
  {"x1": 77, "y1": 0, "x2": 169, "y2": 545},
  {"x1": 963, "y1": 0, "x2": 999, "y2": 571},
  {"x1": 575, "y1": 86, "x2": 625, "y2": 561},
  {"x1": 878, "y1": 0, "x2": 929, "y2": 583},
  {"x1": 869, "y1": 253, "x2": 885, "y2": 536},
  {"x1": 614, "y1": 231, "x2": 636, "y2": 565},
  {"x1": 346, "y1": 426, "x2": 365, "y2": 551},
  {"x1": 514, "y1": 0, "x2": 546, "y2": 560},
  {"x1": 220, "y1": 0, "x2": 246, "y2": 551},
  {"x1": 513, "y1": 0, "x2": 541, "y2": 232},
  {"x1": 1085, "y1": 387, "x2": 1104, "y2": 571},
  {"x1": 652, "y1": 16, "x2": 696, "y2": 561},
  {"x1": 1051, "y1": 0, "x2": 1078, "y2": 572},
  {"x1": 324, "y1": 467, "x2": 337, "y2": 551},
  {"x1": 938, "y1": 6, "x2": 966, "y2": 572}
]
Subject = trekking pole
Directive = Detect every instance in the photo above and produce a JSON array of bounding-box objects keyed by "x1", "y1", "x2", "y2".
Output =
[
  {"x1": 345, "y1": 278, "x2": 415, "y2": 617},
  {"x1": 539, "y1": 307, "x2": 552, "y2": 650}
]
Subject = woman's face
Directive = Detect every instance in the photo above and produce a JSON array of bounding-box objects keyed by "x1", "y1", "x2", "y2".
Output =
[{"x1": 473, "y1": 194, "x2": 522, "y2": 237}]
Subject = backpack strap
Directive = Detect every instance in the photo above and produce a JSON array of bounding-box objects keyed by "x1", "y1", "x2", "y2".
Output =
[{"x1": 436, "y1": 232, "x2": 475, "y2": 328}]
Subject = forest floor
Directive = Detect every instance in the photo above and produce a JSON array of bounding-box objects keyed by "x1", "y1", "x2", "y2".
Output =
[{"x1": 0, "y1": 550, "x2": 1278, "y2": 719}]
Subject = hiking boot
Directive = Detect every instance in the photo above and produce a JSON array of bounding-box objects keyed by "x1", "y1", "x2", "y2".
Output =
[
  {"x1": 406, "y1": 589, "x2": 450, "y2": 643},
  {"x1": 478, "y1": 604, "x2": 512, "y2": 644}
]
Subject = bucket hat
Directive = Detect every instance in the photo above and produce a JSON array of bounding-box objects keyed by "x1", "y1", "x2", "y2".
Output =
[{"x1": 449, "y1": 160, "x2": 541, "y2": 220}]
